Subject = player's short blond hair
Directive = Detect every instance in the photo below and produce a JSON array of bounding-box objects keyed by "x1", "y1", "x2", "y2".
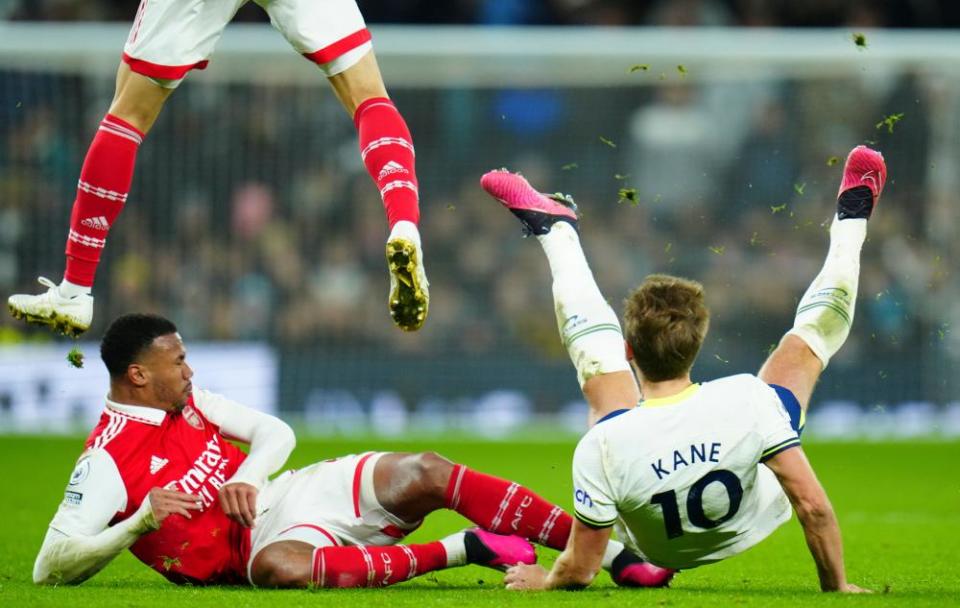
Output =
[{"x1": 622, "y1": 274, "x2": 710, "y2": 382}]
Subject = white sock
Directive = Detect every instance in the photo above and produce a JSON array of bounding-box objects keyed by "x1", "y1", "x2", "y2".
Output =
[
  {"x1": 787, "y1": 215, "x2": 866, "y2": 368},
  {"x1": 537, "y1": 223, "x2": 630, "y2": 387},
  {"x1": 58, "y1": 279, "x2": 91, "y2": 298},
  {"x1": 440, "y1": 531, "x2": 467, "y2": 567},
  {"x1": 601, "y1": 539, "x2": 625, "y2": 570},
  {"x1": 389, "y1": 220, "x2": 421, "y2": 249}
]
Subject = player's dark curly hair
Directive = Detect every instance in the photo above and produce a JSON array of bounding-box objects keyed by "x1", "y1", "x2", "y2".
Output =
[
  {"x1": 100, "y1": 313, "x2": 178, "y2": 379},
  {"x1": 623, "y1": 274, "x2": 710, "y2": 382}
]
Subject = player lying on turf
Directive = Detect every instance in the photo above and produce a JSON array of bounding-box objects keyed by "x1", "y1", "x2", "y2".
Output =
[
  {"x1": 8, "y1": 0, "x2": 428, "y2": 336},
  {"x1": 33, "y1": 313, "x2": 665, "y2": 588},
  {"x1": 480, "y1": 145, "x2": 885, "y2": 593}
]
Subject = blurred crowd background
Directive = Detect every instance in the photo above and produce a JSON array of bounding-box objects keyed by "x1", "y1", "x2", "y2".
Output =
[
  {"x1": 4, "y1": 0, "x2": 960, "y2": 28},
  {"x1": 2, "y1": 2, "x2": 959, "y2": 423}
]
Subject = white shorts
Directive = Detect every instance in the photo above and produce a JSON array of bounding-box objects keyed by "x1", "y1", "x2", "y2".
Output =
[
  {"x1": 123, "y1": 0, "x2": 373, "y2": 85},
  {"x1": 246, "y1": 452, "x2": 421, "y2": 582}
]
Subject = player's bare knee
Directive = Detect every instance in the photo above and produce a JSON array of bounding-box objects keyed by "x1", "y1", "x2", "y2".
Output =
[
  {"x1": 583, "y1": 371, "x2": 640, "y2": 423},
  {"x1": 252, "y1": 546, "x2": 309, "y2": 588},
  {"x1": 109, "y1": 75, "x2": 173, "y2": 132},
  {"x1": 108, "y1": 101, "x2": 167, "y2": 134},
  {"x1": 759, "y1": 334, "x2": 822, "y2": 411},
  {"x1": 767, "y1": 334, "x2": 823, "y2": 376},
  {"x1": 779, "y1": 333, "x2": 819, "y2": 359},
  {"x1": 410, "y1": 451, "x2": 455, "y2": 498}
]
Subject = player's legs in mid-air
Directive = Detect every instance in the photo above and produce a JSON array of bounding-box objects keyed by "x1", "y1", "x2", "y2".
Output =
[
  {"x1": 7, "y1": 64, "x2": 174, "y2": 337},
  {"x1": 9, "y1": 0, "x2": 429, "y2": 334},
  {"x1": 7, "y1": 0, "x2": 242, "y2": 336},
  {"x1": 480, "y1": 171, "x2": 674, "y2": 587},
  {"x1": 249, "y1": 451, "x2": 658, "y2": 588},
  {"x1": 480, "y1": 170, "x2": 640, "y2": 425},
  {"x1": 327, "y1": 52, "x2": 429, "y2": 332},
  {"x1": 759, "y1": 145, "x2": 887, "y2": 411},
  {"x1": 262, "y1": 0, "x2": 428, "y2": 331}
]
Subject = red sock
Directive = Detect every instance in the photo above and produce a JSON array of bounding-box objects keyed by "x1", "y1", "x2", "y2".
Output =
[
  {"x1": 311, "y1": 542, "x2": 447, "y2": 588},
  {"x1": 445, "y1": 465, "x2": 572, "y2": 551},
  {"x1": 63, "y1": 114, "x2": 143, "y2": 287},
  {"x1": 354, "y1": 97, "x2": 419, "y2": 228}
]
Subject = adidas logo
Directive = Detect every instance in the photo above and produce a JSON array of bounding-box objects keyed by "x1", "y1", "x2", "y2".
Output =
[
  {"x1": 150, "y1": 455, "x2": 169, "y2": 475},
  {"x1": 378, "y1": 161, "x2": 408, "y2": 181},
  {"x1": 80, "y1": 216, "x2": 110, "y2": 231}
]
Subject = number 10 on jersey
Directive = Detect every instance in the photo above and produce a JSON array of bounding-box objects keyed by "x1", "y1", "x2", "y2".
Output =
[{"x1": 651, "y1": 470, "x2": 744, "y2": 539}]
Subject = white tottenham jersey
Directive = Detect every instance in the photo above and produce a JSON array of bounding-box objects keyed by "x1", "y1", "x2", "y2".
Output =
[{"x1": 572, "y1": 374, "x2": 801, "y2": 570}]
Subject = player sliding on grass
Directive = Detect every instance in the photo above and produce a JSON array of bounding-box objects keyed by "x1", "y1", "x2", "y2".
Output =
[
  {"x1": 33, "y1": 313, "x2": 664, "y2": 588},
  {"x1": 480, "y1": 145, "x2": 885, "y2": 593},
  {"x1": 8, "y1": 0, "x2": 428, "y2": 336}
]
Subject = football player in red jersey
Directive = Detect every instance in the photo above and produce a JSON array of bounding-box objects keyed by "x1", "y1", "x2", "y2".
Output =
[
  {"x1": 9, "y1": 0, "x2": 428, "y2": 337},
  {"x1": 34, "y1": 313, "x2": 665, "y2": 588}
]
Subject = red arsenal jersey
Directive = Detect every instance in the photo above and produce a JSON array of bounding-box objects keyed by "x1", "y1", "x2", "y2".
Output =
[{"x1": 85, "y1": 394, "x2": 251, "y2": 584}]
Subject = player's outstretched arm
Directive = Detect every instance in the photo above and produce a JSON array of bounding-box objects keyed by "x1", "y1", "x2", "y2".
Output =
[
  {"x1": 765, "y1": 447, "x2": 870, "y2": 593},
  {"x1": 504, "y1": 427, "x2": 618, "y2": 590},
  {"x1": 34, "y1": 487, "x2": 200, "y2": 585},
  {"x1": 505, "y1": 520, "x2": 611, "y2": 590}
]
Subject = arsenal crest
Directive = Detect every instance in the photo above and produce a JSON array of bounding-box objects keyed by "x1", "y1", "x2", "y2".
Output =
[{"x1": 182, "y1": 406, "x2": 205, "y2": 430}]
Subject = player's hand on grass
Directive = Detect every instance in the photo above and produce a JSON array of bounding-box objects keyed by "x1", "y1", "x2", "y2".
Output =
[
  {"x1": 504, "y1": 564, "x2": 549, "y2": 590},
  {"x1": 147, "y1": 488, "x2": 203, "y2": 524},
  {"x1": 838, "y1": 583, "x2": 872, "y2": 593},
  {"x1": 219, "y1": 482, "x2": 258, "y2": 528}
]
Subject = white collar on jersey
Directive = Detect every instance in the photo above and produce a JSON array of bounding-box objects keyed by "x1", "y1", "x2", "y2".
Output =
[
  {"x1": 104, "y1": 396, "x2": 167, "y2": 425},
  {"x1": 640, "y1": 382, "x2": 702, "y2": 408}
]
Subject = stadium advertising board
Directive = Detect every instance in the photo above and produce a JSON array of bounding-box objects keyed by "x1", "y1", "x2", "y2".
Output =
[{"x1": 0, "y1": 343, "x2": 277, "y2": 432}]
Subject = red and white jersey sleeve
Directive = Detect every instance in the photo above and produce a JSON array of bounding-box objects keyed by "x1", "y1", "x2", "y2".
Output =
[
  {"x1": 48, "y1": 449, "x2": 126, "y2": 538},
  {"x1": 191, "y1": 389, "x2": 295, "y2": 489},
  {"x1": 35, "y1": 448, "x2": 158, "y2": 585}
]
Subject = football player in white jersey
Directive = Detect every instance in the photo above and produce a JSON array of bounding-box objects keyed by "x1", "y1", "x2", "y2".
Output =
[{"x1": 480, "y1": 144, "x2": 885, "y2": 593}]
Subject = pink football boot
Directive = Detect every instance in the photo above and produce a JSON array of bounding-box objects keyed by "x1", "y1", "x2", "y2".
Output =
[
  {"x1": 610, "y1": 549, "x2": 675, "y2": 588},
  {"x1": 480, "y1": 169, "x2": 578, "y2": 236},
  {"x1": 464, "y1": 528, "x2": 536, "y2": 572},
  {"x1": 836, "y1": 145, "x2": 887, "y2": 220}
]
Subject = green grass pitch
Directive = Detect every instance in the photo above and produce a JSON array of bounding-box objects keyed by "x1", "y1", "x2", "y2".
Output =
[{"x1": 1, "y1": 436, "x2": 957, "y2": 607}]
